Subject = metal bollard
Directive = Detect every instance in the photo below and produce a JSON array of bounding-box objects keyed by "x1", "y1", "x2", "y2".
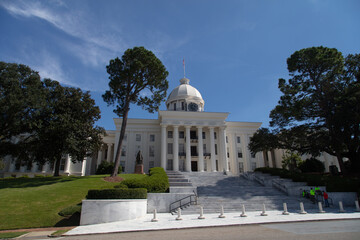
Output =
[
  {"x1": 282, "y1": 202, "x2": 289, "y2": 215},
  {"x1": 339, "y1": 201, "x2": 345, "y2": 213},
  {"x1": 218, "y1": 205, "x2": 225, "y2": 218},
  {"x1": 355, "y1": 200, "x2": 360, "y2": 212},
  {"x1": 260, "y1": 204, "x2": 268, "y2": 216},
  {"x1": 240, "y1": 204, "x2": 247, "y2": 217},
  {"x1": 318, "y1": 202, "x2": 325, "y2": 213},
  {"x1": 176, "y1": 208, "x2": 183, "y2": 220},
  {"x1": 151, "y1": 209, "x2": 158, "y2": 222},
  {"x1": 198, "y1": 206, "x2": 205, "y2": 219},
  {"x1": 299, "y1": 202, "x2": 307, "y2": 214}
]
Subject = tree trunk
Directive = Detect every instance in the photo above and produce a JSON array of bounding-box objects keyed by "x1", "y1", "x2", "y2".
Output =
[
  {"x1": 112, "y1": 107, "x2": 129, "y2": 177},
  {"x1": 336, "y1": 153, "x2": 348, "y2": 176},
  {"x1": 54, "y1": 157, "x2": 61, "y2": 177}
]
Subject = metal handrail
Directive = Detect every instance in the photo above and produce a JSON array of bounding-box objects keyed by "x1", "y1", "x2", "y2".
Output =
[{"x1": 169, "y1": 192, "x2": 197, "y2": 214}]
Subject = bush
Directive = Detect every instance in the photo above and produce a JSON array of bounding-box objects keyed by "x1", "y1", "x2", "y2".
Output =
[
  {"x1": 121, "y1": 167, "x2": 169, "y2": 193},
  {"x1": 299, "y1": 157, "x2": 325, "y2": 173},
  {"x1": 58, "y1": 204, "x2": 82, "y2": 217},
  {"x1": 114, "y1": 183, "x2": 128, "y2": 189},
  {"x1": 86, "y1": 188, "x2": 147, "y2": 199},
  {"x1": 96, "y1": 161, "x2": 122, "y2": 175}
]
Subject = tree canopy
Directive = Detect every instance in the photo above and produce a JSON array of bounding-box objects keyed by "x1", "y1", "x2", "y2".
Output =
[
  {"x1": 103, "y1": 46, "x2": 169, "y2": 176},
  {"x1": 0, "y1": 62, "x2": 104, "y2": 176},
  {"x1": 252, "y1": 46, "x2": 360, "y2": 174}
]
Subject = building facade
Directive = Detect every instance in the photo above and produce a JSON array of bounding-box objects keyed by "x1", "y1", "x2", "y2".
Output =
[{"x1": 0, "y1": 77, "x2": 340, "y2": 177}]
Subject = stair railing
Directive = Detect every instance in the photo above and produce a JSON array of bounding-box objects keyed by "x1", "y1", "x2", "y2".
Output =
[{"x1": 169, "y1": 191, "x2": 197, "y2": 214}]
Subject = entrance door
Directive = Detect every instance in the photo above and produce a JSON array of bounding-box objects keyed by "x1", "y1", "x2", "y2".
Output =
[{"x1": 191, "y1": 161, "x2": 198, "y2": 171}]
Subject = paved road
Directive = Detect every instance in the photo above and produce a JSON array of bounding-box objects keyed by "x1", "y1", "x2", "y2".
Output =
[{"x1": 55, "y1": 220, "x2": 360, "y2": 240}]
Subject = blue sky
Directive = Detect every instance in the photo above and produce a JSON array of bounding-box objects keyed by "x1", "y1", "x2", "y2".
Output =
[{"x1": 1, "y1": 0, "x2": 359, "y2": 130}]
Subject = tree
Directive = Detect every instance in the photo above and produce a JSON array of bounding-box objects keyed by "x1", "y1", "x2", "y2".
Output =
[
  {"x1": 103, "y1": 47, "x2": 169, "y2": 177},
  {"x1": 248, "y1": 128, "x2": 279, "y2": 167},
  {"x1": 0, "y1": 62, "x2": 104, "y2": 176},
  {"x1": 281, "y1": 151, "x2": 303, "y2": 172},
  {"x1": 269, "y1": 46, "x2": 360, "y2": 174},
  {"x1": 0, "y1": 62, "x2": 46, "y2": 158},
  {"x1": 31, "y1": 79, "x2": 104, "y2": 176}
]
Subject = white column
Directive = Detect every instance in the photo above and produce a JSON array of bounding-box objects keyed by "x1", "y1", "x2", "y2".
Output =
[
  {"x1": 241, "y1": 134, "x2": 250, "y2": 171},
  {"x1": 209, "y1": 127, "x2": 216, "y2": 172},
  {"x1": 97, "y1": 146, "x2": 103, "y2": 165},
  {"x1": 106, "y1": 144, "x2": 112, "y2": 162},
  {"x1": 220, "y1": 127, "x2": 229, "y2": 172},
  {"x1": 173, "y1": 126, "x2": 179, "y2": 171},
  {"x1": 81, "y1": 158, "x2": 87, "y2": 176},
  {"x1": 197, "y1": 126, "x2": 204, "y2": 172},
  {"x1": 161, "y1": 124, "x2": 167, "y2": 170},
  {"x1": 185, "y1": 126, "x2": 191, "y2": 172},
  {"x1": 64, "y1": 154, "x2": 71, "y2": 174}
]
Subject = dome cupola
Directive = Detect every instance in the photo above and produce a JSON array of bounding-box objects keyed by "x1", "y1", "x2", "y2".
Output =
[{"x1": 166, "y1": 77, "x2": 204, "y2": 112}]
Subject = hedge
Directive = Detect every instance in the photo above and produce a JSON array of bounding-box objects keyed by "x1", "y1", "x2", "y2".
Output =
[
  {"x1": 86, "y1": 188, "x2": 147, "y2": 199},
  {"x1": 120, "y1": 167, "x2": 169, "y2": 193},
  {"x1": 255, "y1": 167, "x2": 360, "y2": 192},
  {"x1": 58, "y1": 204, "x2": 82, "y2": 217}
]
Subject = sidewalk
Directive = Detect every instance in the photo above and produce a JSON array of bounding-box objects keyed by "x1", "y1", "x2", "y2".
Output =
[{"x1": 64, "y1": 209, "x2": 360, "y2": 236}]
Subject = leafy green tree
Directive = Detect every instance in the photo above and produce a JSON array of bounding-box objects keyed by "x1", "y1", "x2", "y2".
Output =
[
  {"x1": 103, "y1": 47, "x2": 169, "y2": 177},
  {"x1": 31, "y1": 79, "x2": 104, "y2": 176},
  {"x1": 281, "y1": 151, "x2": 303, "y2": 171},
  {"x1": 1, "y1": 62, "x2": 104, "y2": 176},
  {"x1": 299, "y1": 157, "x2": 325, "y2": 173},
  {"x1": 270, "y1": 47, "x2": 360, "y2": 174},
  {"x1": 248, "y1": 128, "x2": 279, "y2": 167},
  {"x1": 0, "y1": 62, "x2": 46, "y2": 158}
]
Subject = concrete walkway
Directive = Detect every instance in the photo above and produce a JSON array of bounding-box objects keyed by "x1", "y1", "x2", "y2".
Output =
[{"x1": 64, "y1": 210, "x2": 360, "y2": 236}]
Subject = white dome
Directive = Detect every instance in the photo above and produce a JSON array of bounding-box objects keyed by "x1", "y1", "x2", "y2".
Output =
[{"x1": 166, "y1": 77, "x2": 205, "y2": 112}]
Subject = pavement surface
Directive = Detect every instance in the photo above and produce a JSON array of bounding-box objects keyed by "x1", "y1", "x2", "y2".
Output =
[{"x1": 64, "y1": 210, "x2": 360, "y2": 236}]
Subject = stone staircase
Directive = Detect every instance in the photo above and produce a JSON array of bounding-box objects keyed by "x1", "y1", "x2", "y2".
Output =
[{"x1": 178, "y1": 172, "x2": 323, "y2": 215}]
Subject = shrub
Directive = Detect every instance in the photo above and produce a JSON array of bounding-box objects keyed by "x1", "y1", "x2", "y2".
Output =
[
  {"x1": 58, "y1": 204, "x2": 82, "y2": 217},
  {"x1": 114, "y1": 183, "x2": 128, "y2": 189},
  {"x1": 121, "y1": 167, "x2": 169, "y2": 193},
  {"x1": 96, "y1": 161, "x2": 122, "y2": 175},
  {"x1": 299, "y1": 157, "x2": 325, "y2": 173},
  {"x1": 86, "y1": 188, "x2": 147, "y2": 199}
]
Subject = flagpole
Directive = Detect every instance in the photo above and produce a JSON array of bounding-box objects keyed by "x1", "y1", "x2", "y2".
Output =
[{"x1": 183, "y1": 58, "x2": 185, "y2": 78}]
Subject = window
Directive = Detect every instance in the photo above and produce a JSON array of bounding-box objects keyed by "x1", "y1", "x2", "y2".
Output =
[
  {"x1": 202, "y1": 132, "x2": 206, "y2": 139},
  {"x1": 168, "y1": 143, "x2": 173, "y2": 154},
  {"x1": 136, "y1": 134, "x2": 141, "y2": 141},
  {"x1": 181, "y1": 102, "x2": 184, "y2": 110},
  {"x1": 191, "y1": 146, "x2": 197, "y2": 156},
  {"x1": 251, "y1": 162, "x2": 257, "y2": 171},
  {"x1": 190, "y1": 131, "x2": 197, "y2": 139},
  {"x1": 214, "y1": 132, "x2": 217, "y2": 139},
  {"x1": 203, "y1": 144, "x2": 206, "y2": 153},
  {"x1": 149, "y1": 161, "x2": 154, "y2": 169},
  {"x1": 227, "y1": 147, "x2": 230, "y2": 158},
  {"x1": 59, "y1": 157, "x2": 65, "y2": 171},
  {"x1": 120, "y1": 161, "x2": 126, "y2": 172},
  {"x1": 150, "y1": 134, "x2": 155, "y2": 142},
  {"x1": 215, "y1": 144, "x2": 218, "y2": 155},
  {"x1": 237, "y1": 136, "x2": 241, "y2": 144},
  {"x1": 121, "y1": 146, "x2": 126, "y2": 156},
  {"x1": 149, "y1": 146, "x2": 155, "y2": 157},
  {"x1": 37, "y1": 164, "x2": 43, "y2": 171},
  {"x1": 168, "y1": 131, "x2": 173, "y2": 138},
  {"x1": 238, "y1": 162, "x2": 244, "y2": 173},
  {"x1": 238, "y1": 151, "x2": 243, "y2": 158},
  {"x1": 179, "y1": 143, "x2": 185, "y2": 155},
  {"x1": 27, "y1": 161, "x2": 33, "y2": 171},
  {"x1": 226, "y1": 136, "x2": 228, "y2": 143},
  {"x1": 167, "y1": 159, "x2": 173, "y2": 170},
  {"x1": 251, "y1": 152, "x2": 256, "y2": 158},
  {"x1": 179, "y1": 131, "x2": 184, "y2": 139},
  {"x1": 173, "y1": 103, "x2": 176, "y2": 110}
]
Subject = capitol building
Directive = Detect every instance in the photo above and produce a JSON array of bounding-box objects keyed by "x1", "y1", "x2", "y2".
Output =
[{"x1": 1, "y1": 77, "x2": 340, "y2": 177}]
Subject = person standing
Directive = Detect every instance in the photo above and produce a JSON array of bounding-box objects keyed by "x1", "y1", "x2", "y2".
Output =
[{"x1": 323, "y1": 191, "x2": 329, "y2": 207}]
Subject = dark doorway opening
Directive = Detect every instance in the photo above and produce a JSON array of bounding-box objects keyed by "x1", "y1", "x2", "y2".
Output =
[{"x1": 191, "y1": 161, "x2": 198, "y2": 171}]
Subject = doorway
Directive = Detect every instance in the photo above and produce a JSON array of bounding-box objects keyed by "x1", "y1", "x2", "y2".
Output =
[{"x1": 191, "y1": 161, "x2": 198, "y2": 171}]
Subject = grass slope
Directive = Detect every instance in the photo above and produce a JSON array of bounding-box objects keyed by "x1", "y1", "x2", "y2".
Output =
[{"x1": 0, "y1": 174, "x2": 146, "y2": 230}]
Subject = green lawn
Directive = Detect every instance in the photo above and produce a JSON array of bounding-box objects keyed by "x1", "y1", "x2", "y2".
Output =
[{"x1": 0, "y1": 174, "x2": 146, "y2": 230}]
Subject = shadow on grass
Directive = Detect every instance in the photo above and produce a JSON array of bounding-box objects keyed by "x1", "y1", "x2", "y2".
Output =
[
  {"x1": 55, "y1": 212, "x2": 81, "y2": 227},
  {"x1": 0, "y1": 176, "x2": 81, "y2": 189}
]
